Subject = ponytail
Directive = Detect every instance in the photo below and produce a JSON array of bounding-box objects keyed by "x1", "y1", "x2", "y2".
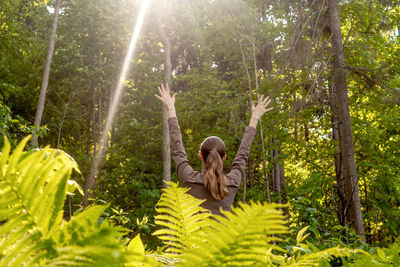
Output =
[{"x1": 203, "y1": 148, "x2": 228, "y2": 200}]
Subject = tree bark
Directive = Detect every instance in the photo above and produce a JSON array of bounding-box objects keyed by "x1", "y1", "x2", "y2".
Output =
[
  {"x1": 238, "y1": 41, "x2": 251, "y2": 203},
  {"x1": 99, "y1": 87, "x2": 102, "y2": 151},
  {"x1": 328, "y1": 0, "x2": 365, "y2": 239},
  {"x1": 251, "y1": 29, "x2": 271, "y2": 202},
  {"x1": 86, "y1": 112, "x2": 91, "y2": 157},
  {"x1": 251, "y1": 29, "x2": 271, "y2": 203},
  {"x1": 329, "y1": 82, "x2": 346, "y2": 226},
  {"x1": 92, "y1": 87, "x2": 97, "y2": 155},
  {"x1": 156, "y1": 6, "x2": 171, "y2": 184},
  {"x1": 31, "y1": 0, "x2": 62, "y2": 147},
  {"x1": 274, "y1": 149, "x2": 282, "y2": 204}
]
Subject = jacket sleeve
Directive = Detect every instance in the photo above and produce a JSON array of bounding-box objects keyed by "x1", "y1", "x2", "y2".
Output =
[
  {"x1": 168, "y1": 117, "x2": 199, "y2": 183},
  {"x1": 226, "y1": 126, "x2": 257, "y2": 187}
]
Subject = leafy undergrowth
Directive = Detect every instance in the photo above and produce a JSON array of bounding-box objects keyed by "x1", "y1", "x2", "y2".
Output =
[{"x1": 1, "y1": 137, "x2": 398, "y2": 266}]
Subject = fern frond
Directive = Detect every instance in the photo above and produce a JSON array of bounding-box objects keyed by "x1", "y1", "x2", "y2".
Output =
[
  {"x1": 285, "y1": 246, "x2": 367, "y2": 267},
  {"x1": 352, "y1": 243, "x2": 400, "y2": 266},
  {"x1": 153, "y1": 181, "x2": 211, "y2": 254},
  {"x1": 0, "y1": 136, "x2": 136, "y2": 266},
  {"x1": 179, "y1": 201, "x2": 288, "y2": 266},
  {"x1": 0, "y1": 135, "x2": 70, "y2": 265},
  {"x1": 385, "y1": 242, "x2": 400, "y2": 265}
]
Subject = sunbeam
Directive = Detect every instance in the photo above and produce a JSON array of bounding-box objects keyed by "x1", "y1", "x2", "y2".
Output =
[{"x1": 84, "y1": 0, "x2": 151, "y2": 204}]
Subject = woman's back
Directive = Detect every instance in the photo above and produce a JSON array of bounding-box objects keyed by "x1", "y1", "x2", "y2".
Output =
[
  {"x1": 185, "y1": 182, "x2": 238, "y2": 215},
  {"x1": 155, "y1": 83, "x2": 273, "y2": 214},
  {"x1": 168, "y1": 116, "x2": 257, "y2": 215}
]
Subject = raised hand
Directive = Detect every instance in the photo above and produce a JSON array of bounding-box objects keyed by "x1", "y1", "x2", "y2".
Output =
[
  {"x1": 155, "y1": 83, "x2": 176, "y2": 111},
  {"x1": 155, "y1": 83, "x2": 177, "y2": 118},
  {"x1": 251, "y1": 95, "x2": 273, "y2": 120}
]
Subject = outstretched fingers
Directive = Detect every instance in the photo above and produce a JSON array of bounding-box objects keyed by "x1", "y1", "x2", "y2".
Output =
[
  {"x1": 264, "y1": 99, "x2": 271, "y2": 108},
  {"x1": 262, "y1": 96, "x2": 270, "y2": 105},
  {"x1": 159, "y1": 83, "x2": 171, "y2": 97}
]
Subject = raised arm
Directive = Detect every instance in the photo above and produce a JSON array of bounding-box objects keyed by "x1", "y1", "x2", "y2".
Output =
[
  {"x1": 155, "y1": 84, "x2": 198, "y2": 183},
  {"x1": 227, "y1": 95, "x2": 273, "y2": 187}
]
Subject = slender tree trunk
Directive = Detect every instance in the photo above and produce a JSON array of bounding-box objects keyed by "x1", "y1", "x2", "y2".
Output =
[
  {"x1": 238, "y1": 41, "x2": 251, "y2": 203},
  {"x1": 86, "y1": 112, "x2": 91, "y2": 157},
  {"x1": 328, "y1": 0, "x2": 365, "y2": 239},
  {"x1": 92, "y1": 87, "x2": 97, "y2": 155},
  {"x1": 156, "y1": 6, "x2": 171, "y2": 184},
  {"x1": 83, "y1": 86, "x2": 98, "y2": 207},
  {"x1": 251, "y1": 29, "x2": 272, "y2": 203},
  {"x1": 31, "y1": 0, "x2": 62, "y2": 147},
  {"x1": 329, "y1": 83, "x2": 346, "y2": 226},
  {"x1": 57, "y1": 92, "x2": 75, "y2": 149},
  {"x1": 304, "y1": 123, "x2": 309, "y2": 144},
  {"x1": 269, "y1": 144, "x2": 275, "y2": 192},
  {"x1": 99, "y1": 87, "x2": 102, "y2": 151},
  {"x1": 274, "y1": 149, "x2": 282, "y2": 204}
]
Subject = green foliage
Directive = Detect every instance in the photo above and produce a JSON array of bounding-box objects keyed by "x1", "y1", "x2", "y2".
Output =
[
  {"x1": 351, "y1": 242, "x2": 400, "y2": 266},
  {"x1": 153, "y1": 181, "x2": 211, "y2": 254},
  {"x1": 0, "y1": 102, "x2": 39, "y2": 147},
  {"x1": 0, "y1": 136, "x2": 135, "y2": 266},
  {"x1": 179, "y1": 202, "x2": 289, "y2": 266},
  {"x1": 152, "y1": 181, "x2": 369, "y2": 266},
  {"x1": 1, "y1": 138, "x2": 397, "y2": 266},
  {"x1": 284, "y1": 226, "x2": 367, "y2": 266},
  {"x1": 1, "y1": 0, "x2": 400, "y2": 254}
]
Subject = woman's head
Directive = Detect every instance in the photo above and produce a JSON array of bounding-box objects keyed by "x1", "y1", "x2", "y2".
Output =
[
  {"x1": 200, "y1": 136, "x2": 228, "y2": 200},
  {"x1": 200, "y1": 136, "x2": 226, "y2": 161}
]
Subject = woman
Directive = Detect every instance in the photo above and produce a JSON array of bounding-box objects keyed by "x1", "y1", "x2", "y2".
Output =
[{"x1": 155, "y1": 84, "x2": 273, "y2": 215}]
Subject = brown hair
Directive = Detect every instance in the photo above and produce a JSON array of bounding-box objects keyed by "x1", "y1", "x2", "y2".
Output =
[{"x1": 200, "y1": 136, "x2": 228, "y2": 200}]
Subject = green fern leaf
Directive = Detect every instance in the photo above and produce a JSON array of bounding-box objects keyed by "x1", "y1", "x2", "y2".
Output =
[
  {"x1": 0, "y1": 135, "x2": 70, "y2": 265},
  {"x1": 153, "y1": 181, "x2": 211, "y2": 254},
  {"x1": 0, "y1": 136, "x2": 135, "y2": 266},
  {"x1": 179, "y1": 201, "x2": 288, "y2": 266}
]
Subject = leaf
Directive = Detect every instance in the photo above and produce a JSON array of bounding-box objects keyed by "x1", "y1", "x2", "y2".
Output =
[
  {"x1": 0, "y1": 137, "x2": 129, "y2": 266},
  {"x1": 297, "y1": 226, "x2": 310, "y2": 245},
  {"x1": 179, "y1": 200, "x2": 289, "y2": 266},
  {"x1": 127, "y1": 234, "x2": 144, "y2": 257},
  {"x1": 153, "y1": 181, "x2": 211, "y2": 254},
  {"x1": 42, "y1": 148, "x2": 81, "y2": 174},
  {"x1": 377, "y1": 248, "x2": 386, "y2": 261},
  {"x1": 66, "y1": 179, "x2": 84, "y2": 195}
]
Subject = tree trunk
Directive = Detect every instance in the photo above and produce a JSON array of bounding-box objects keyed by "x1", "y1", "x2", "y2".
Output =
[
  {"x1": 304, "y1": 123, "x2": 309, "y2": 144},
  {"x1": 86, "y1": 112, "x2": 91, "y2": 157},
  {"x1": 156, "y1": 6, "x2": 171, "y2": 184},
  {"x1": 31, "y1": 0, "x2": 62, "y2": 147},
  {"x1": 238, "y1": 41, "x2": 252, "y2": 204},
  {"x1": 328, "y1": 0, "x2": 365, "y2": 239},
  {"x1": 92, "y1": 87, "x2": 97, "y2": 155},
  {"x1": 99, "y1": 87, "x2": 102, "y2": 151},
  {"x1": 329, "y1": 83, "x2": 346, "y2": 226},
  {"x1": 274, "y1": 153, "x2": 282, "y2": 204},
  {"x1": 57, "y1": 92, "x2": 75, "y2": 149},
  {"x1": 251, "y1": 28, "x2": 271, "y2": 203},
  {"x1": 269, "y1": 145, "x2": 275, "y2": 192}
]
